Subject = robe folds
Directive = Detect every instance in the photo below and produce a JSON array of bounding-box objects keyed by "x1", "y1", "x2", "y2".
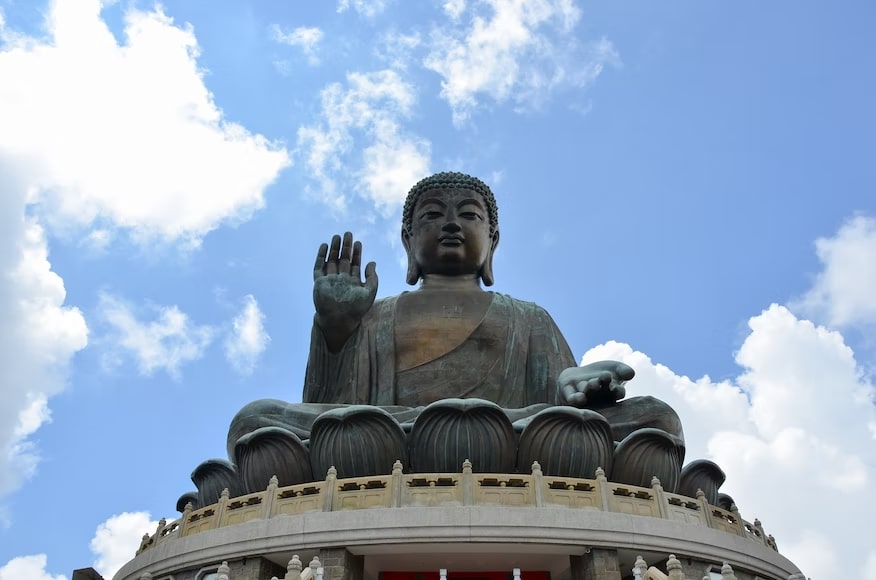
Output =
[{"x1": 303, "y1": 292, "x2": 577, "y2": 409}]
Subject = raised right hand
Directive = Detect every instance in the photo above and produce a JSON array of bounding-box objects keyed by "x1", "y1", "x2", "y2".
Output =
[{"x1": 313, "y1": 232, "x2": 378, "y2": 343}]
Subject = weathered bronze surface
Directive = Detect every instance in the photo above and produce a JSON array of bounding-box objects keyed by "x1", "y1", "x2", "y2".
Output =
[{"x1": 189, "y1": 172, "x2": 718, "y2": 504}]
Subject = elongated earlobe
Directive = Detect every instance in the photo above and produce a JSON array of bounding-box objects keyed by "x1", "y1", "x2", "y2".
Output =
[
  {"x1": 402, "y1": 229, "x2": 421, "y2": 285},
  {"x1": 480, "y1": 230, "x2": 500, "y2": 287}
]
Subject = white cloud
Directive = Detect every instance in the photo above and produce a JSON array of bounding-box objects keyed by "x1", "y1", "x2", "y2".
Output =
[
  {"x1": 272, "y1": 24, "x2": 323, "y2": 66},
  {"x1": 296, "y1": 70, "x2": 431, "y2": 213},
  {"x1": 424, "y1": 0, "x2": 619, "y2": 125},
  {"x1": 375, "y1": 31, "x2": 422, "y2": 71},
  {"x1": 795, "y1": 215, "x2": 876, "y2": 328},
  {"x1": 0, "y1": 209, "x2": 88, "y2": 497},
  {"x1": 582, "y1": 302, "x2": 875, "y2": 579},
  {"x1": 0, "y1": 554, "x2": 66, "y2": 580},
  {"x1": 99, "y1": 294, "x2": 214, "y2": 380},
  {"x1": 444, "y1": 0, "x2": 467, "y2": 20},
  {"x1": 0, "y1": 0, "x2": 290, "y2": 248},
  {"x1": 90, "y1": 511, "x2": 159, "y2": 580},
  {"x1": 0, "y1": 0, "x2": 288, "y2": 498},
  {"x1": 337, "y1": 0, "x2": 392, "y2": 18},
  {"x1": 224, "y1": 295, "x2": 270, "y2": 375}
]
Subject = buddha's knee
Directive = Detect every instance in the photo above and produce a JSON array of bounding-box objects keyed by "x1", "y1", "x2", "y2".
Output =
[
  {"x1": 310, "y1": 406, "x2": 407, "y2": 478},
  {"x1": 408, "y1": 398, "x2": 516, "y2": 473},
  {"x1": 227, "y1": 398, "x2": 296, "y2": 459}
]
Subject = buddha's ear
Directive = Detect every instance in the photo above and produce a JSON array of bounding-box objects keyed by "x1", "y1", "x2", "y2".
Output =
[
  {"x1": 480, "y1": 229, "x2": 500, "y2": 287},
  {"x1": 401, "y1": 228, "x2": 421, "y2": 285}
]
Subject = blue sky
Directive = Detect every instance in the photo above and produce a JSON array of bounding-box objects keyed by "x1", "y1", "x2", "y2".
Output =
[{"x1": 1, "y1": 1, "x2": 874, "y2": 578}]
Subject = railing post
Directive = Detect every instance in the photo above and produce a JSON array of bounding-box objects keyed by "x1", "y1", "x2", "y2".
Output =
[
  {"x1": 285, "y1": 555, "x2": 303, "y2": 580},
  {"x1": 322, "y1": 467, "x2": 337, "y2": 512},
  {"x1": 595, "y1": 467, "x2": 610, "y2": 511},
  {"x1": 391, "y1": 460, "x2": 404, "y2": 507},
  {"x1": 462, "y1": 459, "x2": 474, "y2": 506},
  {"x1": 214, "y1": 489, "x2": 230, "y2": 529},
  {"x1": 632, "y1": 556, "x2": 647, "y2": 580},
  {"x1": 666, "y1": 554, "x2": 684, "y2": 580},
  {"x1": 264, "y1": 475, "x2": 278, "y2": 518},
  {"x1": 754, "y1": 518, "x2": 768, "y2": 546},
  {"x1": 730, "y1": 504, "x2": 746, "y2": 537},
  {"x1": 651, "y1": 476, "x2": 669, "y2": 520},
  {"x1": 217, "y1": 561, "x2": 231, "y2": 580},
  {"x1": 696, "y1": 489, "x2": 713, "y2": 528},
  {"x1": 531, "y1": 461, "x2": 544, "y2": 508},
  {"x1": 179, "y1": 502, "x2": 193, "y2": 537}
]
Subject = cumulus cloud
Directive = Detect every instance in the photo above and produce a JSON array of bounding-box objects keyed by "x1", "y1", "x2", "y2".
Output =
[
  {"x1": 337, "y1": 0, "x2": 393, "y2": 18},
  {"x1": 0, "y1": 209, "x2": 88, "y2": 497},
  {"x1": 98, "y1": 294, "x2": 214, "y2": 379},
  {"x1": 795, "y1": 215, "x2": 876, "y2": 328},
  {"x1": 0, "y1": 0, "x2": 288, "y2": 498},
  {"x1": 424, "y1": 0, "x2": 620, "y2": 125},
  {"x1": 272, "y1": 24, "x2": 323, "y2": 66},
  {"x1": 0, "y1": 0, "x2": 290, "y2": 247},
  {"x1": 582, "y1": 303, "x2": 875, "y2": 579},
  {"x1": 224, "y1": 295, "x2": 270, "y2": 375},
  {"x1": 296, "y1": 70, "x2": 431, "y2": 213},
  {"x1": 0, "y1": 554, "x2": 66, "y2": 580},
  {"x1": 90, "y1": 511, "x2": 159, "y2": 579}
]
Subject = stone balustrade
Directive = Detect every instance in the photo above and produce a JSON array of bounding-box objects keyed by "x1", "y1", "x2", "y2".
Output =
[{"x1": 136, "y1": 460, "x2": 777, "y2": 557}]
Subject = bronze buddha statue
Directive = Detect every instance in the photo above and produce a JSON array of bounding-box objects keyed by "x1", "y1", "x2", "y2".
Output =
[{"x1": 189, "y1": 173, "x2": 703, "y2": 508}]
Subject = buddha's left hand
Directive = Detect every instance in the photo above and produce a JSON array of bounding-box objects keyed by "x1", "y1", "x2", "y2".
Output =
[{"x1": 558, "y1": 360, "x2": 635, "y2": 407}]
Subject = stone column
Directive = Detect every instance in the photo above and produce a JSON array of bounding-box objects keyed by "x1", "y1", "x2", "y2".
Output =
[
  {"x1": 570, "y1": 548, "x2": 622, "y2": 580},
  {"x1": 319, "y1": 548, "x2": 364, "y2": 580}
]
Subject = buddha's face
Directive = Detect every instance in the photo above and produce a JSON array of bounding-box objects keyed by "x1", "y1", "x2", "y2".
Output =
[{"x1": 405, "y1": 188, "x2": 498, "y2": 280}]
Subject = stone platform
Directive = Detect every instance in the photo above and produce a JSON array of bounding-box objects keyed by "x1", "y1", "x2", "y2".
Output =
[{"x1": 118, "y1": 462, "x2": 802, "y2": 580}]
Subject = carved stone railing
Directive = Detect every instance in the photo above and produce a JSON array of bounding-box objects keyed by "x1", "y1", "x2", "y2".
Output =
[{"x1": 137, "y1": 460, "x2": 778, "y2": 555}]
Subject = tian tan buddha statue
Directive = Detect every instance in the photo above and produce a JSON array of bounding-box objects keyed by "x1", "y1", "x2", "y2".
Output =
[{"x1": 186, "y1": 173, "x2": 727, "y2": 512}]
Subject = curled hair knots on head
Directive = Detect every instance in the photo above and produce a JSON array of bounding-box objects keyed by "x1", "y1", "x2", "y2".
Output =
[{"x1": 402, "y1": 172, "x2": 499, "y2": 236}]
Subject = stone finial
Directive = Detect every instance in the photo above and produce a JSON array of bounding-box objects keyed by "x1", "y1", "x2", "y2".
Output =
[
  {"x1": 327, "y1": 466, "x2": 337, "y2": 478},
  {"x1": 512, "y1": 568, "x2": 521, "y2": 580},
  {"x1": 157, "y1": 518, "x2": 166, "y2": 528},
  {"x1": 754, "y1": 518, "x2": 762, "y2": 526},
  {"x1": 595, "y1": 466, "x2": 605, "y2": 478},
  {"x1": 286, "y1": 555, "x2": 303, "y2": 580},
  {"x1": 696, "y1": 488, "x2": 706, "y2": 499},
  {"x1": 439, "y1": 569, "x2": 448, "y2": 580},
  {"x1": 220, "y1": 488, "x2": 230, "y2": 499},
  {"x1": 531, "y1": 461, "x2": 542, "y2": 476},
  {"x1": 184, "y1": 501, "x2": 194, "y2": 512},
  {"x1": 721, "y1": 562, "x2": 737, "y2": 580},
  {"x1": 142, "y1": 533, "x2": 150, "y2": 541},
  {"x1": 632, "y1": 555, "x2": 648, "y2": 580},
  {"x1": 666, "y1": 554, "x2": 684, "y2": 580},
  {"x1": 463, "y1": 458, "x2": 473, "y2": 472},
  {"x1": 139, "y1": 573, "x2": 153, "y2": 580},
  {"x1": 217, "y1": 561, "x2": 231, "y2": 580},
  {"x1": 269, "y1": 475, "x2": 279, "y2": 487},
  {"x1": 393, "y1": 460, "x2": 404, "y2": 474},
  {"x1": 650, "y1": 476, "x2": 662, "y2": 488},
  {"x1": 309, "y1": 556, "x2": 321, "y2": 571}
]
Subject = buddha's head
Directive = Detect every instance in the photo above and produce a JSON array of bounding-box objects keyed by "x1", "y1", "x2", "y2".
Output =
[{"x1": 402, "y1": 172, "x2": 500, "y2": 286}]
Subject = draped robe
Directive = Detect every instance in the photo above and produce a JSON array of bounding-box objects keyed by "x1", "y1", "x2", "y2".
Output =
[{"x1": 303, "y1": 292, "x2": 576, "y2": 409}]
